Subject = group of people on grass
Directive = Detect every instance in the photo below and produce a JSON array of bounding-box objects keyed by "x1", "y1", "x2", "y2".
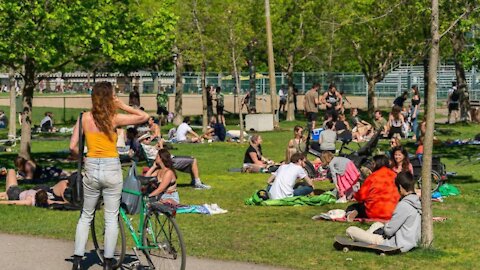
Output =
[{"x1": 0, "y1": 80, "x2": 428, "y2": 268}]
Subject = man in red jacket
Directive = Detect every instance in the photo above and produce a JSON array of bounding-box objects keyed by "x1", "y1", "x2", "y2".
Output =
[{"x1": 346, "y1": 155, "x2": 400, "y2": 221}]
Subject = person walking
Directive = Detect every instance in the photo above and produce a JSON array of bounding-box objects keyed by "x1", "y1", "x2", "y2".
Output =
[{"x1": 70, "y1": 82, "x2": 149, "y2": 270}]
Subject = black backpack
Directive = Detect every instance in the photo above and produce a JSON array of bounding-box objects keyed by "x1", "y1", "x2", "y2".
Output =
[
  {"x1": 451, "y1": 89, "x2": 460, "y2": 102},
  {"x1": 64, "y1": 113, "x2": 85, "y2": 209}
]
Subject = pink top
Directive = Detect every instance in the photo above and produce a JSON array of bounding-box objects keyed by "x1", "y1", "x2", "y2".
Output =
[{"x1": 19, "y1": 190, "x2": 37, "y2": 206}]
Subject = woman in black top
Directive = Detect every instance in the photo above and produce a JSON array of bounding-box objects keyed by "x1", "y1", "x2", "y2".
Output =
[{"x1": 243, "y1": 135, "x2": 271, "y2": 172}]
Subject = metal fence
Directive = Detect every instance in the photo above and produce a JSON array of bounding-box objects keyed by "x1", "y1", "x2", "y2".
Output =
[{"x1": 1, "y1": 65, "x2": 480, "y2": 100}]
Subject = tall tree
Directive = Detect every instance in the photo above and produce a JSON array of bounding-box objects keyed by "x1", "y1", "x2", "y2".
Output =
[
  {"x1": 271, "y1": 0, "x2": 321, "y2": 121},
  {"x1": 343, "y1": 0, "x2": 416, "y2": 115},
  {"x1": 421, "y1": 0, "x2": 440, "y2": 248},
  {"x1": 0, "y1": 0, "x2": 176, "y2": 158}
]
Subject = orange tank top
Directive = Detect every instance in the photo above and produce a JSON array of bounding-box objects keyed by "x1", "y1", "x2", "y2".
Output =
[{"x1": 85, "y1": 131, "x2": 119, "y2": 158}]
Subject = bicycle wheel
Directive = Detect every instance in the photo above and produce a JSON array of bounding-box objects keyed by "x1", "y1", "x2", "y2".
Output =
[
  {"x1": 417, "y1": 170, "x2": 442, "y2": 192},
  {"x1": 91, "y1": 207, "x2": 126, "y2": 269},
  {"x1": 142, "y1": 211, "x2": 186, "y2": 270}
]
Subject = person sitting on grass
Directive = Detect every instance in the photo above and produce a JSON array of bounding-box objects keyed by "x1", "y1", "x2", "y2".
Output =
[
  {"x1": 349, "y1": 108, "x2": 373, "y2": 142},
  {"x1": 140, "y1": 136, "x2": 211, "y2": 189},
  {"x1": 345, "y1": 172, "x2": 421, "y2": 253},
  {"x1": 319, "y1": 121, "x2": 337, "y2": 154},
  {"x1": 285, "y1": 125, "x2": 307, "y2": 163},
  {"x1": 0, "y1": 169, "x2": 68, "y2": 207},
  {"x1": 267, "y1": 153, "x2": 314, "y2": 200},
  {"x1": 144, "y1": 149, "x2": 180, "y2": 204},
  {"x1": 345, "y1": 155, "x2": 400, "y2": 221},
  {"x1": 147, "y1": 116, "x2": 161, "y2": 140},
  {"x1": 390, "y1": 146, "x2": 413, "y2": 174},
  {"x1": 243, "y1": 135, "x2": 274, "y2": 173},
  {"x1": 175, "y1": 116, "x2": 202, "y2": 143},
  {"x1": 319, "y1": 151, "x2": 360, "y2": 203}
]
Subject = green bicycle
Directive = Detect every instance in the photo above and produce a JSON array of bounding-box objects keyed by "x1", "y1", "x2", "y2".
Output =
[{"x1": 91, "y1": 176, "x2": 186, "y2": 270}]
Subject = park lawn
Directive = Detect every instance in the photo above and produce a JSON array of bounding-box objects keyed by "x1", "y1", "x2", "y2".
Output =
[{"x1": 0, "y1": 120, "x2": 479, "y2": 270}]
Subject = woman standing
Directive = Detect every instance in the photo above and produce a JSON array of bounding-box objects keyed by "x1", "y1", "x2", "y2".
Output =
[
  {"x1": 410, "y1": 85, "x2": 421, "y2": 141},
  {"x1": 70, "y1": 82, "x2": 148, "y2": 270}
]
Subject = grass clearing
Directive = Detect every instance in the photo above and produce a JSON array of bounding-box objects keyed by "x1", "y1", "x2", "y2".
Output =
[{"x1": 0, "y1": 119, "x2": 479, "y2": 269}]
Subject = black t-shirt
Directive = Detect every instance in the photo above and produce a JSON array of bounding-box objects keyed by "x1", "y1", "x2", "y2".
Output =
[
  {"x1": 207, "y1": 91, "x2": 213, "y2": 106},
  {"x1": 393, "y1": 96, "x2": 406, "y2": 107},
  {"x1": 335, "y1": 121, "x2": 347, "y2": 131},
  {"x1": 244, "y1": 145, "x2": 262, "y2": 164}
]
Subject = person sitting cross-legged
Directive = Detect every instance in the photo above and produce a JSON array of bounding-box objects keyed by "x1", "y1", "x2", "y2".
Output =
[
  {"x1": 345, "y1": 172, "x2": 421, "y2": 253},
  {"x1": 267, "y1": 153, "x2": 314, "y2": 200}
]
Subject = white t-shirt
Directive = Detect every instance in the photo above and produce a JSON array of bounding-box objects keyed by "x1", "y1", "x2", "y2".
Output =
[
  {"x1": 279, "y1": 89, "x2": 286, "y2": 100},
  {"x1": 40, "y1": 115, "x2": 52, "y2": 127},
  {"x1": 176, "y1": 123, "x2": 192, "y2": 141},
  {"x1": 269, "y1": 163, "x2": 307, "y2": 200}
]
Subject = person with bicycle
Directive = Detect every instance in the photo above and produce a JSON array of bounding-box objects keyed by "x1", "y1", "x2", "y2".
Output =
[
  {"x1": 70, "y1": 81, "x2": 149, "y2": 270},
  {"x1": 144, "y1": 149, "x2": 179, "y2": 204}
]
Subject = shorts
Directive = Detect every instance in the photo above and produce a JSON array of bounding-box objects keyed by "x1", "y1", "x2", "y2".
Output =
[
  {"x1": 7, "y1": 185, "x2": 22, "y2": 200},
  {"x1": 389, "y1": 126, "x2": 403, "y2": 138},
  {"x1": 172, "y1": 156, "x2": 194, "y2": 174},
  {"x1": 306, "y1": 112, "x2": 318, "y2": 122},
  {"x1": 157, "y1": 106, "x2": 168, "y2": 116},
  {"x1": 448, "y1": 103, "x2": 459, "y2": 112},
  {"x1": 280, "y1": 99, "x2": 286, "y2": 105},
  {"x1": 216, "y1": 106, "x2": 224, "y2": 115}
]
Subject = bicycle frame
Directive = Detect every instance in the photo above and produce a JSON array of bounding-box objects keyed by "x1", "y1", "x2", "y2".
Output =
[
  {"x1": 119, "y1": 187, "x2": 171, "y2": 252},
  {"x1": 119, "y1": 187, "x2": 151, "y2": 251}
]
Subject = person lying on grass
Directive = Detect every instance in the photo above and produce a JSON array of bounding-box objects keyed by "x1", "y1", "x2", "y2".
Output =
[
  {"x1": 267, "y1": 153, "x2": 314, "y2": 200},
  {"x1": 345, "y1": 172, "x2": 421, "y2": 253},
  {"x1": 0, "y1": 169, "x2": 69, "y2": 207},
  {"x1": 14, "y1": 156, "x2": 70, "y2": 184},
  {"x1": 345, "y1": 155, "x2": 400, "y2": 221}
]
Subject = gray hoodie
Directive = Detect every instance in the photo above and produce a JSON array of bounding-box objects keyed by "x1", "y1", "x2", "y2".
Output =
[{"x1": 383, "y1": 194, "x2": 422, "y2": 252}]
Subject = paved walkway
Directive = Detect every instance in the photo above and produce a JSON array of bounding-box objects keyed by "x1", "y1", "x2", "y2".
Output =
[{"x1": 0, "y1": 233, "x2": 289, "y2": 270}]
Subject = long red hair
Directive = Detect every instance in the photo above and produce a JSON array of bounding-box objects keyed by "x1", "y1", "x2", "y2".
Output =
[{"x1": 91, "y1": 82, "x2": 116, "y2": 140}]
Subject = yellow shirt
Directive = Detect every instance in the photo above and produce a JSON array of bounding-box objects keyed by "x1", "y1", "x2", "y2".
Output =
[{"x1": 85, "y1": 131, "x2": 118, "y2": 158}]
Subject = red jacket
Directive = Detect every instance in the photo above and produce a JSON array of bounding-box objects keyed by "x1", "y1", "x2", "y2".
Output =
[{"x1": 354, "y1": 167, "x2": 400, "y2": 220}]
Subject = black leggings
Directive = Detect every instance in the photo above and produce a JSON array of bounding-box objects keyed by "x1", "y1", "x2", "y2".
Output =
[{"x1": 345, "y1": 203, "x2": 368, "y2": 218}]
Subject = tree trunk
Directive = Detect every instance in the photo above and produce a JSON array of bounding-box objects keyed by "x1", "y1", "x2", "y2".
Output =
[
  {"x1": 201, "y1": 61, "x2": 208, "y2": 133},
  {"x1": 248, "y1": 54, "x2": 256, "y2": 112},
  {"x1": 20, "y1": 58, "x2": 36, "y2": 159},
  {"x1": 452, "y1": 30, "x2": 470, "y2": 121},
  {"x1": 286, "y1": 54, "x2": 295, "y2": 121},
  {"x1": 421, "y1": 0, "x2": 439, "y2": 248},
  {"x1": 367, "y1": 78, "x2": 377, "y2": 116},
  {"x1": 173, "y1": 53, "x2": 184, "y2": 126},
  {"x1": 423, "y1": 56, "x2": 429, "y2": 114},
  {"x1": 265, "y1": 0, "x2": 277, "y2": 119},
  {"x1": 8, "y1": 69, "x2": 16, "y2": 140},
  {"x1": 230, "y1": 28, "x2": 245, "y2": 143}
]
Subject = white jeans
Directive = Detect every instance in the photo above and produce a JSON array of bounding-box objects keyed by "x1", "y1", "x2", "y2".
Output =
[
  {"x1": 74, "y1": 158, "x2": 123, "y2": 258},
  {"x1": 346, "y1": 222, "x2": 386, "y2": 245}
]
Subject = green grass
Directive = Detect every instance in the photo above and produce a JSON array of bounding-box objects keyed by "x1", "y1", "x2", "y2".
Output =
[{"x1": 0, "y1": 118, "x2": 479, "y2": 269}]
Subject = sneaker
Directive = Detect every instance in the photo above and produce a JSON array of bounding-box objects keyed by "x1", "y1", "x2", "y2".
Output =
[
  {"x1": 194, "y1": 182, "x2": 211, "y2": 190},
  {"x1": 210, "y1": 204, "x2": 228, "y2": 214}
]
